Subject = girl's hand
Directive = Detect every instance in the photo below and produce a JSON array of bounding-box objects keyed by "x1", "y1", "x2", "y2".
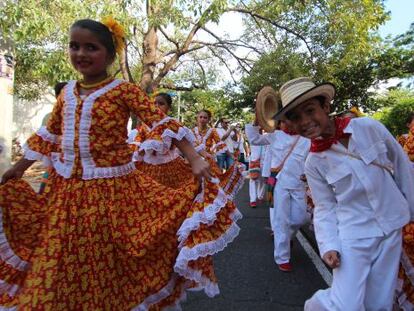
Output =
[
  {"x1": 1, "y1": 168, "x2": 25, "y2": 185},
  {"x1": 199, "y1": 150, "x2": 212, "y2": 159},
  {"x1": 189, "y1": 156, "x2": 211, "y2": 180},
  {"x1": 322, "y1": 250, "x2": 341, "y2": 269},
  {"x1": 1, "y1": 158, "x2": 35, "y2": 185}
]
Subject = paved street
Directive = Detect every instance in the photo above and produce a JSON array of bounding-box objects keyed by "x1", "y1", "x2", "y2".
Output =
[{"x1": 183, "y1": 182, "x2": 328, "y2": 311}]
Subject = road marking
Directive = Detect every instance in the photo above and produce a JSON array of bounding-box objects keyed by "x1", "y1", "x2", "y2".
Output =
[{"x1": 296, "y1": 231, "x2": 332, "y2": 286}]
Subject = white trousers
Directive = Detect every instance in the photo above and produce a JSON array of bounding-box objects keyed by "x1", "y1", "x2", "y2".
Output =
[
  {"x1": 272, "y1": 184, "x2": 309, "y2": 264},
  {"x1": 249, "y1": 177, "x2": 265, "y2": 203},
  {"x1": 305, "y1": 229, "x2": 402, "y2": 311}
]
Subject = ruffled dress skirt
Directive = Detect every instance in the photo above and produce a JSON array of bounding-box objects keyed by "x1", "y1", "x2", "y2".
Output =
[
  {"x1": 396, "y1": 222, "x2": 414, "y2": 310},
  {"x1": 0, "y1": 165, "x2": 242, "y2": 310}
]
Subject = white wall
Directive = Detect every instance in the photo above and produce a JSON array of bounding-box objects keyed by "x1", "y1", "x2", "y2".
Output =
[{"x1": 13, "y1": 92, "x2": 55, "y2": 144}]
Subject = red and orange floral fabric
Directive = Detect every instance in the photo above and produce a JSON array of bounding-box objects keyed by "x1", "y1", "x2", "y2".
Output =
[
  {"x1": 396, "y1": 127, "x2": 414, "y2": 309},
  {"x1": 192, "y1": 127, "x2": 226, "y2": 155},
  {"x1": 403, "y1": 129, "x2": 414, "y2": 161},
  {"x1": 0, "y1": 79, "x2": 241, "y2": 310},
  {"x1": 192, "y1": 126, "x2": 245, "y2": 199},
  {"x1": 130, "y1": 121, "x2": 194, "y2": 189}
]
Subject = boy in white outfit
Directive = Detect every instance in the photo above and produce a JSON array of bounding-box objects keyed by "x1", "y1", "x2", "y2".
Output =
[
  {"x1": 246, "y1": 121, "x2": 310, "y2": 272},
  {"x1": 274, "y1": 77, "x2": 414, "y2": 310},
  {"x1": 249, "y1": 144, "x2": 266, "y2": 208}
]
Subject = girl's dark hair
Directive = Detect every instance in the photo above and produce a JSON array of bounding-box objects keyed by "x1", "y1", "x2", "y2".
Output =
[
  {"x1": 54, "y1": 82, "x2": 68, "y2": 98},
  {"x1": 406, "y1": 112, "x2": 414, "y2": 125},
  {"x1": 198, "y1": 109, "x2": 212, "y2": 120},
  {"x1": 71, "y1": 19, "x2": 116, "y2": 59},
  {"x1": 156, "y1": 93, "x2": 173, "y2": 107}
]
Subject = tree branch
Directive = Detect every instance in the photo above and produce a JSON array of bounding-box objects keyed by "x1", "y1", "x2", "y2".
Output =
[{"x1": 227, "y1": 7, "x2": 315, "y2": 60}]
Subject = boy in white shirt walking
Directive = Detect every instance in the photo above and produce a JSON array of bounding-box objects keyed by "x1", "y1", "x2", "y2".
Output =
[
  {"x1": 246, "y1": 120, "x2": 310, "y2": 272},
  {"x1": 274, "y1": 77, "x2": 414, "y2": 310}
]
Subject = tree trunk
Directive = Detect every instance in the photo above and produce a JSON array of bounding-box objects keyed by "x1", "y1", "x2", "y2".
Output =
[
  {"x1": 119, "y1": 42, "x2": 134, "y2": 82},
  {"x1": 139, "y1": 25, "x2": 158, "y2": 94}
]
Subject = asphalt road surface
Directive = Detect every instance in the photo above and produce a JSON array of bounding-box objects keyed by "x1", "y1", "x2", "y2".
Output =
[{"x1": 182, "y1": 182, "x2": 328, "y2": 311}]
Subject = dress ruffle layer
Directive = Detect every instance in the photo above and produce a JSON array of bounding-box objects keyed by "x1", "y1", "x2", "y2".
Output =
[
  {"x1": 396, "y1": 223, "x2": 414, "y2": 310},
  {"x1": 0, "y1": 167, "x2": 241, "y2": 310}
]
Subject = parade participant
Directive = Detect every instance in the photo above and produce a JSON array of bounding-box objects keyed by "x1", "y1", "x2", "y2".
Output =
[
  {"x1": 193, "y1": 110, "x2": 244, "y2": 198},
  {"x1": 273, "y1": 77, "x2": 414, "y2": 310},
  {"x1": 131, "y1": 92, "x2": 193, "y2": 189},
  {"x1": 0, "y1": 18, "x2": 241, "y2": 310},
  {"x1": 233, "y1": 124, "x2": 249, "y2": 168},
  {"x1": 248, "y1": 144, "x2": 265, "y2": 208},
  {"x1": 215, "y1": 118, "x2": 236, "y2": 171},
  {"x1": 246, "y1": 120, "x2": 310, "y2": 272}
]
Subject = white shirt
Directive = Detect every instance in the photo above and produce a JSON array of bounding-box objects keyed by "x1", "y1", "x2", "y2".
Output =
[
  {"x1": 245, "y1": 124, "x2": 310, "y2": 189},
  {"x1": 305, "y1": 117, "x2": 414, "y2": 256},
  {"x1": 127, "y1": 129, "x2": 138, "y2": 144},
  {"x1": 234, "y1": 135, "x2": 246, "y2": 155},
  {"x1": 249, "y1": 144, "x2": 263, "y2": 162},
  {"x1": 262, "y1": 145, "x2": 272, "y2": 178},
  {"x1": 216, "y1": 127, "x2": 235, "y2": 154}
]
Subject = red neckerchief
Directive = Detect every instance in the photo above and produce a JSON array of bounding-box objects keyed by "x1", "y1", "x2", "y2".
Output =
[
  {"x1": 310, "y1": 117, "x2": 351, "y2": 153},
  {"x1": 282, "y1": 128, "x2": 297, "y2": 136}
]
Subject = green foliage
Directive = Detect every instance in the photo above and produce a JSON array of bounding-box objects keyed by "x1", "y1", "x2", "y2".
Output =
[
  {"x1": 0, "y1": 0, "x2": 135, "y2": 100},
  {"x1": 372, "y1": 89, "x2": 414, "y2": 136},
  {"x1": 238, "y1": 0, "x2": 393, "y2": 112},
  {"x1": 169, "y1": 88, "x2": 251, "y2": 127}
]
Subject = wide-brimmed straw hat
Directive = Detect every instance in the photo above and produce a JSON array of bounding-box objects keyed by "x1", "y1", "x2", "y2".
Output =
[
  {"x1": 273, "y1": 77, "x2": 335, "y2": 120},
  {"x1": 255, "y1": 86, "x2": 281, "y2": 132}
]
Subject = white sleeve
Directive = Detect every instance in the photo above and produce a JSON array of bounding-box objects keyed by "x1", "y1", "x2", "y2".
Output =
[
  {"x1": 305, "y1": 159, "x2": 340, "y2": 257},
  {"x1": 245, "y1": 124, "x2": 272, "y2": 146},
  {"x1": 127, "y1": 129, "x2": 138, "y2": 144},
  {"x1": 375, "y1": 120, "x2": 414, "y2": 220}
]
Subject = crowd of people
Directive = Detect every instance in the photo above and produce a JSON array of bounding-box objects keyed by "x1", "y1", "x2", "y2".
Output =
[{"x1": 0, "y1": 16, "x2": 414, "y2": 311}]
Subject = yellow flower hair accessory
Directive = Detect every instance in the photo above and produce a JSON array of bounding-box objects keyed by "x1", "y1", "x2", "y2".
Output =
[
  {"x1": 101, "y1": 16, "x2": 126, "y2": 55},
  {"x1": 349, "y1": 106, "x2": 364, "y2": 117}
]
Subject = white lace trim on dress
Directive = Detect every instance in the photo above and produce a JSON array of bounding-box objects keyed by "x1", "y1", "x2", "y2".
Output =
[
  {"x1": 0, "y1": 206, "x2": 30, "y2": 272},
  {"x1": 139, "y1": 127, "x2": 194, "y2": 155},
  {"x1": 23, "y1": 144, "x2": 52, "y2": 167},
  {"x1": 36, "y1": 126, "x2": 59, "y2": 144}
]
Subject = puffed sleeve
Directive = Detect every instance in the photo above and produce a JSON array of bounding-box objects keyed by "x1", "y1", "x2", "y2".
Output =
[
  {"x1": 23, "y1": 95, "x2": 63, "y2": 166},
  {"x1": 121, "y1": 82, "x2": 194, "y2": 155},
  {"x1": 305, "y1": 157, "x2": 341, "y2": 257},
  {"x1": 211, "y1": 129, "x2": 227, "y2": 153}
]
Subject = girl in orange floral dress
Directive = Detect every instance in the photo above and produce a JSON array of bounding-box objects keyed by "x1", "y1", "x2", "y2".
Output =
[
  {"x1": 0, "y1": 19, "x2": 241, "y2": 310},
  {"x1": 192, "y1": 110, "x2": 245, "y2": 199},
  {"x1": 132, "y1": 93, "x2": 193, "y2": 189}
]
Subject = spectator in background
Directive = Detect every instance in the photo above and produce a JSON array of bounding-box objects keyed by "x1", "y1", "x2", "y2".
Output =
[{"x1": 216, "y1": 118, "x2": 236, "y2": 171}]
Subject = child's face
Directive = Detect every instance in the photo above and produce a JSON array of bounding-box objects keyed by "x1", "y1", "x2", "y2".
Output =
[
  {"x1": 197, "y1": 112, "x2": 210, "y2": 126},
  {"x1": 69, "y1": 27, "x2": 113, "y2": 80},
  {"x1": 286, "y1": 98, "x2": 331, "y2": 139},
  {"x1": 155, "y1": 96, "x2": 170, "y2": 114}
]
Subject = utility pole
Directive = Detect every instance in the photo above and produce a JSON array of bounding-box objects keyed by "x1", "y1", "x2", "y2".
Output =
[
  {"x1": 0, "y1": 34, "x2": 14, "y2": 175},
  {"x1": 177, "y1": 92, "x2": 181, "y2": 122}
]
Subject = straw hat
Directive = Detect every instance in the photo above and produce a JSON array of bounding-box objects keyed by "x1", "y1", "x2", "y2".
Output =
[
  {"x1": 273, "y1": 77, "x2": 335, "y2": 120},
  {"x1": 255, "y1": 86, "x2": 281, "y2": 132}
]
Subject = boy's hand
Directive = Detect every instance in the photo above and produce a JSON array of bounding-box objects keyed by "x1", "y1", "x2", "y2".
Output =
[{"x1": 322, "y1": 250, "x2": 341, "y2": 269}]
